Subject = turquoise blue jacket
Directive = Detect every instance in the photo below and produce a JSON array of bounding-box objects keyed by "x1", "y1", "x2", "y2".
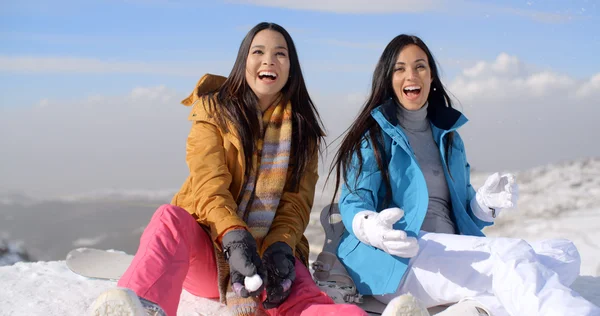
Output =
[{"x1": 337, "y1": 99, "x2": 493, "y2": 295}]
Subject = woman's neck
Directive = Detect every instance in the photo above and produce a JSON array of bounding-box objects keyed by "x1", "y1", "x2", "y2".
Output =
[
  {"x1": 397, "y1": 102, "x2": 429, "y2": 132},
  {"x1": 258, "y1": 93, "x2": 282, "y2": 112}
]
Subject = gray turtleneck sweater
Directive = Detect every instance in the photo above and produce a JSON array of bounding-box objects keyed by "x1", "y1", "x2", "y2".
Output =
[{"x1": 397, "y1": 103, "x2": 456, "y2": 234}]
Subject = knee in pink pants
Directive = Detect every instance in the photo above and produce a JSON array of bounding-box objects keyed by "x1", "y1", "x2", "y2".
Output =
[
  {"x1": 117, "y1": 204, "x2": 218, "y2": 316},
  {"x1": 264, "y1": 258, "x2": 367, "y2": 316}
]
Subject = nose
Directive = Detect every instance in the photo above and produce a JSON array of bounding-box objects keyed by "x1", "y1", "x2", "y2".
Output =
[
  {"x1": 262, "y1": 53, "x2": 276, "y2": 66},
  {"x1": 406, "y1": 68, "x2": 417, "y2": 81}
]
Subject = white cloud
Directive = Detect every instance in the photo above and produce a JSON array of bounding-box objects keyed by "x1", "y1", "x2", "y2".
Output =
[
  {"x1": 0, "y1": 56, "x2": 221, "y2": 76},
  {"x1": 129, "y1": 85, "x2": 176, "y2": 102},
  {"x1": 577, "y1": 73, "x2": 600, "y2": 99},
  {"x1": 447, "y1": 53, "x2": 599, "y2": 172},
  {"x1": 461, "y1": 53, "x2": 531, "y2": 79},
  {"x1": 450, "y1": 53, "x2": 593, "y2": 100}
]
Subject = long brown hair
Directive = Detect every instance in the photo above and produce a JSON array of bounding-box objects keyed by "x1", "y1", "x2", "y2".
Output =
[
  {"x1": 329, "y1": 34, "x2": 455, "y2": 207},
  {"x1": 202, "y1": 22, "x2": 325, "y2": 189}
]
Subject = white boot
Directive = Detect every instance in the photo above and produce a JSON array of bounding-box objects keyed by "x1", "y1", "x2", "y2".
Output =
[
  {"x1": 381, "y1": 294, "x2": 430, "y2": 316},
  {"x1": 434, "y1": 298, "x2": 490, "y2": 316},
  {"x1": 88, "y1": 288, "x2": 166, "y2": 316}
]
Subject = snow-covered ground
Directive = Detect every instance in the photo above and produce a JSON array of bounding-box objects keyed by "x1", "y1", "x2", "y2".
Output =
[
  {"x1": 1, "y1": 259, "x2": 598, "y2": 316},
  {"x1": 1, "y1": 157, "x2": 599, "y2": 315}
]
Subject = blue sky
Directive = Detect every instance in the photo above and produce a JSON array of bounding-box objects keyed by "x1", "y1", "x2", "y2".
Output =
[
  {"x1": 1, "y1": 0, "x2": 599, "y2": 197},
  {"x1": 1, "y1": 0, "x2": 598, "y2": 107}
]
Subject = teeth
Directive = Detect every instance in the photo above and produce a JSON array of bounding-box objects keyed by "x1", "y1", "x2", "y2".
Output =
[
  {"x1": 259, "y1": 71, "x2": 277, "y2": 78},
  {"x1": 404, "y1": 86, "x2": 420, "y2": 91}
]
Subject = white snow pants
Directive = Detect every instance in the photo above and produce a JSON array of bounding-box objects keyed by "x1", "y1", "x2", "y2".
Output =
[{"x1": 375, "y1": 232, "x2": 600, "y2": 316}]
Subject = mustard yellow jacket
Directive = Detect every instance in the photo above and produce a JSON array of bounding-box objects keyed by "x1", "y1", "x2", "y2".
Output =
[{"x1": 171, "y1": 74, "x2": 317, "y2": 265}]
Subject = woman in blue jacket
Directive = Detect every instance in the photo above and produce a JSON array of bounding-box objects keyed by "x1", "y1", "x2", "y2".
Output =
[{"x1": 329, "y1": 34, "x2": 599, "y2": 316}]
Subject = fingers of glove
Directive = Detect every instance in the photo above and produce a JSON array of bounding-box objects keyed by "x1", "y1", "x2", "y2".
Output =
[
  {"x1": 498, "y1": 191, "x2": 515, "y2": 208},
  {"x1": 245, "y1": 283, "x2": 264, "y2": 297},
  {"x1": 385, "y1": 237, "x2": 419, "y2": 258},
  {"x1": 383, "y1": 238, "x2": 418, "y2": 252},
  {"x1": 229, "y1": 250, "x2": 259, "y2": 277},
  {"x1": 382, "y1": 229, "x2": 408, "y2": 241},
  {"x1": 232, "y1": 282, "x2": 250, "y2": 298},
  {"x1": 231, "y1": 271, "x2": 252, "y2": 298},
  {"x1": 279, "y1": 279, "x2": 292, "y2": 293},
  {"x1": 263, "y1": 279, "x2": 293, "y2": 310},
  {"x1": 483, "y1": 172, "x2": 501, "y2": 191},
  {"x1": 390, "y1": 246, "x2": 420, "y2": 258},
  {"x1": 503, "y1": 175, "x2": 519, "y2": 205},
  {"x1": 232, "y1": 275, "x2": 263, "y2": 297},
  {"x1": 230, "y1": 270, "x2": 245, "y2": 285},
  {"x1": 269, "y1": 253, "x2": 294, "y2": 279},
  {"x1": 379, "y1": 207, "x2": 405, "y2": 225},
  {"x1": 486, "y1": 189, "x2": 513, "y2": 208},
  {"x1": 501, "y1": 172, "x2": 515, "y2": 184}
]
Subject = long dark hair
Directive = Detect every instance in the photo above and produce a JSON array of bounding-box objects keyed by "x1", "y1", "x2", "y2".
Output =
[
  {"x1": 329, "y1": 34, "x2": 455, "y2": 207},
  {"x1": 202, "y1": 22, "x2": 324, "y2": 189}
]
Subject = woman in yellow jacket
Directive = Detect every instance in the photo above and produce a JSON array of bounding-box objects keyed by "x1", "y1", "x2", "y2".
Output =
[{"x1": 88, "y1": 22, "x2": 369, "y2": 316}]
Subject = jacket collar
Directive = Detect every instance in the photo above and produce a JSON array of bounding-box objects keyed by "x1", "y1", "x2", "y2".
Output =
[{"x1": 375, "y1": 98, "x2": 467, "y2": 132}]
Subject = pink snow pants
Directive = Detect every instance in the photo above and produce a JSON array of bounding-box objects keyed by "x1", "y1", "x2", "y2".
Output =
[{"x1": 118, "y1": 204, "x2": 368, "y2": 316}]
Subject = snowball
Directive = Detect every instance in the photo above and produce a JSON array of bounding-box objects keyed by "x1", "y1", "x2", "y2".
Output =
[{"x1": 244, "y1": 274, "x2": 263, "y2": 292}]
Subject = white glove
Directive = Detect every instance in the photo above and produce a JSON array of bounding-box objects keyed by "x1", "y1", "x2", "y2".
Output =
[
  {"x1": 471, "y1": 172, "x2": 519, "y2": 222},
  {"x1": 352, "y1": 207, "x2": 419, "y2": 258}
]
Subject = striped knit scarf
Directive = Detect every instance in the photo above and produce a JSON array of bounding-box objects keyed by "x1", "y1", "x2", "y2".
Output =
[
  {"x1": 223, "y1": 101, "x2": 292, "y2": 316},
  {"x1": 237, "y1": 101, "x2": 292, "y2": 243}
]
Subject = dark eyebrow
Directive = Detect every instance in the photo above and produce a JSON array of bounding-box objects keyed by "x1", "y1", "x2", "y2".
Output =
[
  {"x1": 250, "y1": 45, "x2": 288, "y2": 51},
  {"x1": 395, "y1": 58, "x2": 427, "y2": 65}
]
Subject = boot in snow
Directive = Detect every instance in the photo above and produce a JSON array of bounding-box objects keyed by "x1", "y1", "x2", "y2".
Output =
[
  {"x1": 88, "y1": 287, "x2": 166, "y2": 316},
  {"x1": 381, "y1": 294, "x2": 430, "y2": 316}
]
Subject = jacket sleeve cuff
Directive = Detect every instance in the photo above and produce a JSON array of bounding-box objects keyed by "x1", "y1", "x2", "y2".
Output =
[
  {"x1": 352, "y1": 210, "x2": 374, "y2": 246},
  {"x1": 470, "y1": 193, "x2": 496, "y2": 223},
  {"x1": 210, "y1": 212, "x2": 248, "y2": 249}
]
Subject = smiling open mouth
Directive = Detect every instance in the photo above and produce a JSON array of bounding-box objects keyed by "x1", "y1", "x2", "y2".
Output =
[
  {"x1": 258, "y1": 71, "x2": 277, "y2": 81},
  {"x1": 403, "y1": 86, "x2": 421, "y2": 98}
]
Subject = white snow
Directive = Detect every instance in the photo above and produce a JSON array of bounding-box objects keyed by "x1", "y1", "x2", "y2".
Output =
[
  {"x1": 1, "y1": 259, "x2": 598, "y2": 316},
  {"x1": 0, "y1": 261, "x2": 226, "y2": 316},
  {"x1": 1, "y1": 158, "x2": 600, "y2": 315}
]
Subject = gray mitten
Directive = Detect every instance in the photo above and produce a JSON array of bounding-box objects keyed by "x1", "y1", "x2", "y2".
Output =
[
  {"x1": 222, "y1": 229, "x2": 266, "y2": 298},
  {"x1": 262, "y1": 242, "x2": 296, "y2": 309}
]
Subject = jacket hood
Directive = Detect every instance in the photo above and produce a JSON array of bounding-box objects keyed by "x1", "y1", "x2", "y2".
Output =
[{"x1": 181, "y1": 73, "x2": 227, "y2": 107}]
